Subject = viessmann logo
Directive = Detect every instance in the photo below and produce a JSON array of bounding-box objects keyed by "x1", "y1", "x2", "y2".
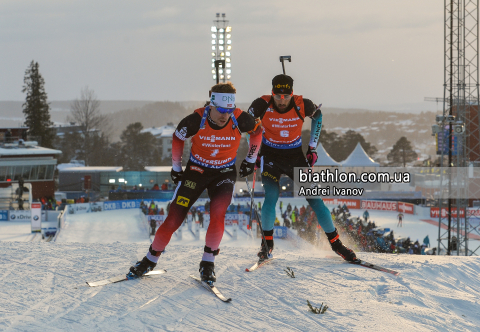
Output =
[
  {"x1": 271, "y1": 118, "x2": 297, "y2": 124},
  {"x1": 199, "y1": 135, "x2": 236, "y2": 143}
]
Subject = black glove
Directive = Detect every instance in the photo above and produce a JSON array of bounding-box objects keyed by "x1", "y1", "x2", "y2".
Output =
[
  {"x1": 171, "y1": 168, "x2": 184, "y2": 185},
  {"x1": 255, "y1": 155, "x2": 262, "y2": 169},
  {"x1": 239, "y1": 159, "x2": 255, "y2": 178},
  {"x1": 306, "y1": 146, "x2": 318, "y2": 167}
]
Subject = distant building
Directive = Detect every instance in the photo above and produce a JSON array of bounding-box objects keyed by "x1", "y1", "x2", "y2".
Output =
[
  {"x1": 0, "y1": 127, "x2": 28, "y2": 142},
  {"x1": 141, "y1": 124, "x2": 190, "y2": 160},
  {"x1": 0, "y1": 139, "x2": 62, "y2": 199},
  {"x1": 58, "y1": 166, "x2": 122, "y2": 200}
]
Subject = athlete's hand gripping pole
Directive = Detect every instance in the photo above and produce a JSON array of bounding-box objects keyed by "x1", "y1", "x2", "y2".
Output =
[{"x1": 245, "y1": 177, "x2": 269, "y2": 254}]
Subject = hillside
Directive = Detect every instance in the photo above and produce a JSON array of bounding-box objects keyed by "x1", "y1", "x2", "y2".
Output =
[{"x1": 0, "y1": 100, "x2": 437, "y2": 163}]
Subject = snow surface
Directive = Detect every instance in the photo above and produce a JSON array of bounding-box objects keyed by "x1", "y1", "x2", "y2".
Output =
[{"x1": 1, "y1": 208, "x2": 480, "y2": 331}]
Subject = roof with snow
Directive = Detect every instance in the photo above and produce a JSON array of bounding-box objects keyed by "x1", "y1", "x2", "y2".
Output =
[
  {"x1": 0, "y1": 141, "x2": 62, "y2": 157},
  {"x1": 144, "y1": 166, "x2": 182, "y2": 172},
  {"x1": 141, "y1": 125, "x2": 177, "y2": 138},
  {"x1": 314, "y1": 143, "x2": 340, "y2": 166},
  {"x1": 341, "y1": 142, "x2": 380, "y2": 167},
  {"x1": 58, "y1": 166, "x2": 123, "y2": 172}
]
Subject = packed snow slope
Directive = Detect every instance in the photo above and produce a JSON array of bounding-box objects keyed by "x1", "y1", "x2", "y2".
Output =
[{"x1": 1, "y1": 209, "x2": 480, "y2": 331}]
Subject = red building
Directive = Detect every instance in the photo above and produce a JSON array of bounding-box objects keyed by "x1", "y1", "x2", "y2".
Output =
[{"x1": 0, "y1": 140, "x2": 62, "y2": 199}]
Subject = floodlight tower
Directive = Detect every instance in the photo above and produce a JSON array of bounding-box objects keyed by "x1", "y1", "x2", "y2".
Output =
[
  {"x1": 436, "y1": 0, "x2": 480, "y2": 256},
  {"x1": 211, "y1": 13, "x2": 232, "y2": 83}
]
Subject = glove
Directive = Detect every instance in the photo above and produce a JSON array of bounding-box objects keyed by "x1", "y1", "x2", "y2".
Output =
[
  {"x1": 306, "y1": 146, "x2": 318, "y2": 167},
  {"x1": 255, "y1": 155, "x2": 262, "y2": 169},
  {"x1": 171, "y1": 168, "x2": 184, "y2": 185},
  {"x1": 239, "y1": 159, "x2": 255, "y2": 178}
]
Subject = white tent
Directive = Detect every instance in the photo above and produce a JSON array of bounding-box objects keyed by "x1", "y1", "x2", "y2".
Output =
[
  {"x1": 314, "y1": 143, "x2": 340, "y2": 166},
  {"x1": 341, "y1": 142, "x2": 380, "y2": 167}
]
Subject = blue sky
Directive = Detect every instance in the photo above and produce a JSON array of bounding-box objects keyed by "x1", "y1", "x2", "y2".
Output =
[{"x1": 0, "y1": 0, "x2": 443, "y2": 111}]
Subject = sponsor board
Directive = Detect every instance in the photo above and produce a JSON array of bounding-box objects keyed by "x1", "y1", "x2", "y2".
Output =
[
  {"x1": 361, "y1": 200, "x2": 398, "y2": 211},
  {"x1": 398, "y1": 202, "x2": 414, "y2": 215},
  {"x1": 31, "y1": 203, "x2": 42, "y2": 232},
  {"x1": 224, "y1": 213, "x2": 249, "y2": 226},
  {"x1": 67, "y1": 203, "x2": 91, "y2": 214},
  {"x1": 273, "y1": 226, "x2": 288, "y2": 239},
  {"x1": 147, "y1": 215, "x2": 166, "y2": 222},
  {"x1": 8, "y1": 210, "x2": 31, "y2": 221},
  {"x1": 90, "y1": 202, "x2": 103, "y2": 212},
  {"x1": 103, "y1": 200, "x2": 142, "y2": 211},
  {"x1": 147, "y1": 215, "x2": 166, "y2": 229},
  {"x1": 323, "y1": 198, "x2": 361, "y2": 209},
  {"x1": 0, "y1": 210, "x2": 8, "y2": 221},
  {"x1": 430, "y1": 207, "x2": 465, "y2": 218}
]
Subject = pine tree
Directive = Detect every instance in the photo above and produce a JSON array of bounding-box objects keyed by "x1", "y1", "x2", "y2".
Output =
[
  {"x1": 119, "y1": 122, "x2": 156, "y2": 171},
  {"x1": 387, "y1": 136, "x2": 418, "y2": 166},
  {"x1": 22, "y1": 61, "x2": 55, "y2": 148}
]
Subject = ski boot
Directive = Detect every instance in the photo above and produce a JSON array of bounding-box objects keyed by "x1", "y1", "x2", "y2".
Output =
[
  {"x1": 127, "y1": 256, "x2": 157, "y2": 279},
  {"x1": 257, "y1": 229, "x2": 274, "y2": 261},
  {"x1": 199, "y1": 261, "x2": 216, "y2": 283},
  {"x1": 326, "y1": 229, "x2": 357, "y2": 262}
]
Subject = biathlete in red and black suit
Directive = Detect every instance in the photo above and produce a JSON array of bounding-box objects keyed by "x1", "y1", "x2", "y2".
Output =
[
  {"x1": 248, "y1": 74, "x2": 357, "y2": 262},
  {"x1": 128, "y1": 82, "x2": 262, "y2": 282}
]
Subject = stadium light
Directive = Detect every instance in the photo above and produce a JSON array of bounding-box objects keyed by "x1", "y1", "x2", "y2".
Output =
[
  {"x1": 210, "y1": 13, "x2": 231, "y2": 82},
  {"x1": 109, "y1": 179, "x2": 115, "y2": 183}
]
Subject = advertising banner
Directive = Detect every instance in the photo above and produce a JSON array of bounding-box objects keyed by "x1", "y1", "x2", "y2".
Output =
[
  {"x1": 90, "y1": 202, "x2": 103, "y2": 212},
  {"x1": 31, "y1": 203, "x2": 42, "y2": 232},
  {"x1": 430, "y1": 207, "x2": 465, "y2": 218},
  {"x1": 361, "y1": 200, "x2": 398, "y2": 211},
  {"x1": 0, "y1": 210, "x2": 8, "y2": 221},
  {"x1": 66, "y1": 203, "x2": 91, "y2": 214},
  {"x1": 398, "y1": 202, "x2": 414, "y2": 215},
  {"x1": 103, "y1": 200, "x2": 142, "y2": 211},
  {"x1": 8, "y1": 210, "x2": 31, "y2": 221},
  {"x1": 224, "y1": 213, "x2": 249, "y2": 226},
  {"x1": 273, "y1": 226, "x2": 288, "y2": 239},
  {"x1": 323, "y1": 198, "x2": 361, "y2": 209}
]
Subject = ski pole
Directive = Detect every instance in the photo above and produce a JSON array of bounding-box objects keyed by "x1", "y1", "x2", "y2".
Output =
[
  {"x1": 248, "y1": 169, "x2": 256, "y2": 229},
  {"x1": 279, "y1": 55, "x2": 291, "y2": 74},
  {"x1": 245, "y1": 177, "x2": 269, "y2": 253}
]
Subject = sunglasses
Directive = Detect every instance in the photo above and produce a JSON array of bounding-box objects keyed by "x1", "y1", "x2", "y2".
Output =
[
  {"x1": 211, "y1": 101, "x2": 235, "y2": 114},
  {"x1": 272, "y1": 92, "x2": 293, "y2": 100}
]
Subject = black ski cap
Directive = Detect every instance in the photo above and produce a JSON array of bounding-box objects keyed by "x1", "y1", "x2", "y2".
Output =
[{"x1": 272, "y1": 74, "x2": 293, "y2": 94}]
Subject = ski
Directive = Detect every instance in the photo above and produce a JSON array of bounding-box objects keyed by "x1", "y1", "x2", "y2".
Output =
[
  {"x1": 87, "y1": 269, "x2": 167, "y2": 287},
  {"x1": 245, "y1": 257, "x2": 275, "y2": 272},
  {"x1": 349, "y1": 260, "x2": 400, "y2": 276},
  {"x1": 189, "y1": 275, "x2": 232, "y2": 303}
]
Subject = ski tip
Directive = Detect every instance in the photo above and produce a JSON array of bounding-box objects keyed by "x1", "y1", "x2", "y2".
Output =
[{"x1": 245, "y1": 268, "x2": 250, "y2": 272}]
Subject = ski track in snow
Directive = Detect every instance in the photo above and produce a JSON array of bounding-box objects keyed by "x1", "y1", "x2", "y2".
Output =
[{"x1": 0, "y1": 208, "x2": 479, "y2": 331}]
